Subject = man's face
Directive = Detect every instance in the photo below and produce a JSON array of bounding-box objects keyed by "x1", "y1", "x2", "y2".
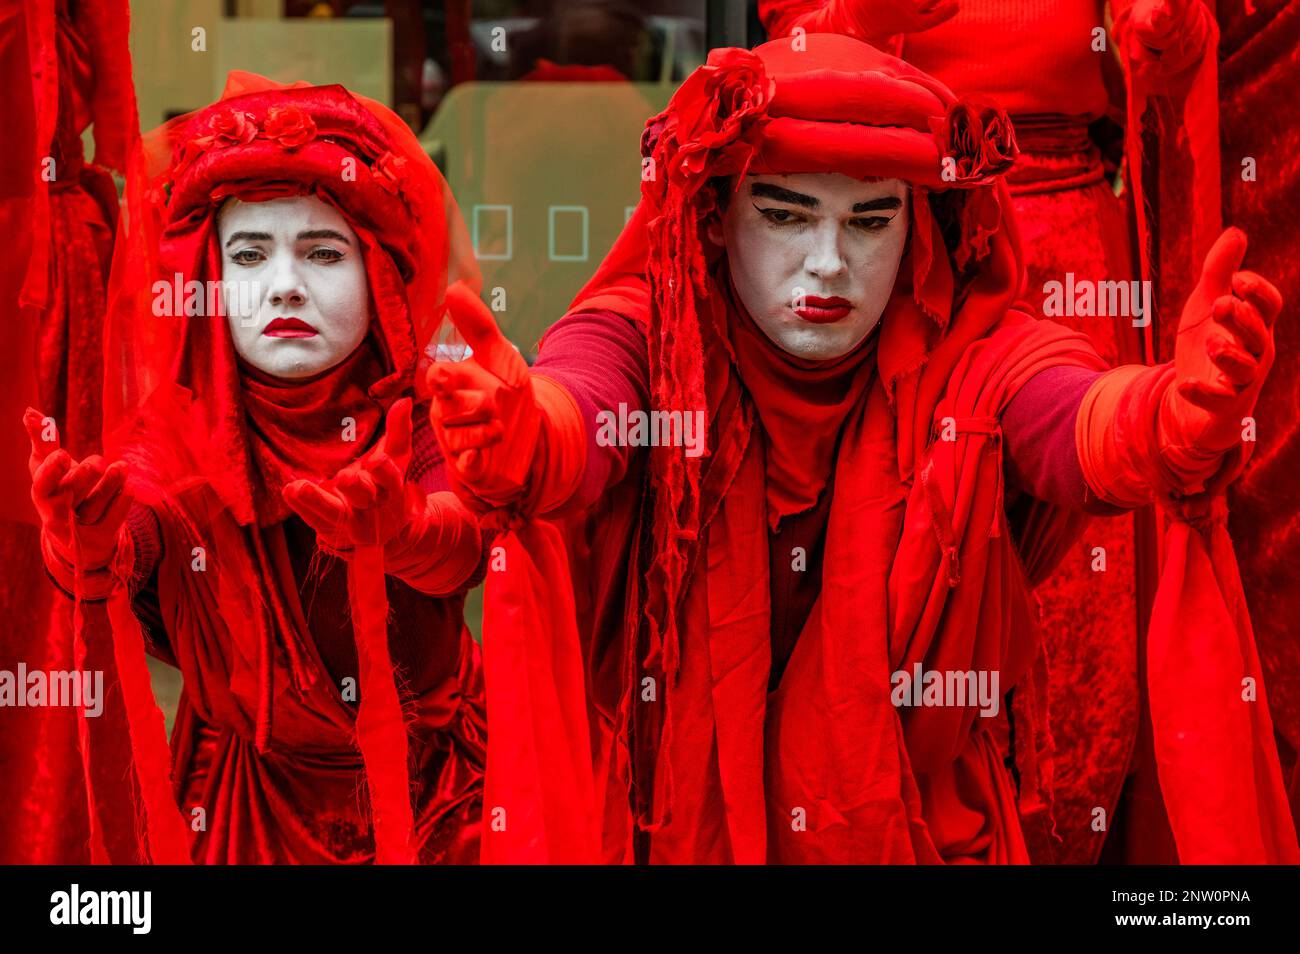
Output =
[
  {"x1": 219, "y1": 195, "x2": 370, "y2": 380},
  {"x1": 716, "y1": 173, "x2": 909, "y2": 360}
]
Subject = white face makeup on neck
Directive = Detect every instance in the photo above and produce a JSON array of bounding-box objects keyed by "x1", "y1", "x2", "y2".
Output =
[
  {"x1": 712, "y1": 173, "x2": 910, "y2": 361},
  {"x1": 219, "y1": 195, "x2": 370, "y2": 380}
]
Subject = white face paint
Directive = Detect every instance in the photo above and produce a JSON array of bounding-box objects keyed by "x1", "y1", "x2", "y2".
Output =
[
  {"x1": 714, "y1": 173, "x2": 910, "y2": 361},
  {"x1": 219, "y1": 195, "x2": 370, "y2": 380}
]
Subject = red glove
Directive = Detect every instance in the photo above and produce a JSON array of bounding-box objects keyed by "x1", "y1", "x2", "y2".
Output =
[
  {"x1": 283, "y1": 398, "x2": 483, "y2": 594},
  {"x1": 284, "y1": 398, "x2": 422, "y2": 550},
  {"x1": 1160, "y1": 227, "x2": 1281, "y2": 475},
  {"x1": 25, "y1": 408, "x2": 132, "y2": 598},
  {"x1": 426, "y1": 282, "x2": 544, "y2": 511},
  {"x1": 1077, "y1": 227, "x2": 1282, "y2": 507},
  {"x1": 761, "y1": 0, "x2": 958, "y2": 45}
]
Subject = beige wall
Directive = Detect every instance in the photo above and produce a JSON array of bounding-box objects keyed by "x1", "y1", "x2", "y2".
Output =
[{"x1": 129, "y1": 1, "x2": 390, "y2": 131}]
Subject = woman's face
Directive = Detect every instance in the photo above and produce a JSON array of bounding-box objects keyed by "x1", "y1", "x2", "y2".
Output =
[
  {"x1": 219, "y1": 195, "x2": 370, "y2": 380},
  {"x1": 714, "y1": 173, "x2": 910, "y2": 361}
]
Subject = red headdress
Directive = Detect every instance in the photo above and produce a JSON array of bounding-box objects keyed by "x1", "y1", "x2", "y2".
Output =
[
  {"x1": 90, "y1": 74, "x2": 477, "y2": 864},
  {"x1": 106, "y1": 71, "x2": 477, "y2": 525}
]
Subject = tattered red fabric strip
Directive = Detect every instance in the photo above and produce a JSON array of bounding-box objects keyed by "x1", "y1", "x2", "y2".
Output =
[
  {"x1": 347, "y1": 545, "x2": 417, "y2": 864},
  {"x1": 103, "y1": 587, "x2": 192, "y2": 864},
  {"x1": 480, "y1": 523, "x2": 599, "y2": 864}
]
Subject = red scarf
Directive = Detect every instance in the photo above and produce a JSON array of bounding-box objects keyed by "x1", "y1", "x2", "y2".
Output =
[
  {"x1": 721, "y1": 273, "x2": 878, "y2": 529},
  {"x1": 240, "y1": 336, "x2": 387, "y2": 525}
]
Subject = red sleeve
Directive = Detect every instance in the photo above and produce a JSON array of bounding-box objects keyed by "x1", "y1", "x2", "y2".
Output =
[
  {"x1": 1002, "y1": 364, "x2": 1124, "y2": 516},
  {"x1": 532, "y1": 308, "x2": 650, "y2": 512},
  {"x1": 384, "y1": 404, "x2": 490, "y2": 596}
]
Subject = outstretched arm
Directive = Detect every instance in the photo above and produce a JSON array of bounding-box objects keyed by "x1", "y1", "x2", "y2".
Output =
[
  {"x1": 1076, "y1": 228, "x2": 1280, "y2": 508},
  {"x1": 24, "y1": 408, "x2": 134, "y2": 601},
  {"x1": 426, "y1": 283, "x2": 648, "y2": 524}
]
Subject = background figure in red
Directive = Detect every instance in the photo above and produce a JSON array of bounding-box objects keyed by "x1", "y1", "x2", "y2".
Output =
[
  {"x1": 25, "y1": 75, "x2": 487, "y2": 864},
  {"x1": 0, "y1": 0, "x2": 138, "y2": 864},
  {"x1": 1211, "y1": 0, "x2": 1300, "y2": 837},
  {"x1": 757, "y1": 0, "x2": 1218, "y2": 862}
]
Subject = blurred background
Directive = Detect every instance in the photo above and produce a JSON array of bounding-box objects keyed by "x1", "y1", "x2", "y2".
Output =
[{"x1": 129, "y1": 0, "x2": 765, "y2": 723}]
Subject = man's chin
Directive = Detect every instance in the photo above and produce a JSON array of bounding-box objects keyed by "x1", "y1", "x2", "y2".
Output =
[{"x1": 770, "y1": 324, "x2": 859, "y2": 361}]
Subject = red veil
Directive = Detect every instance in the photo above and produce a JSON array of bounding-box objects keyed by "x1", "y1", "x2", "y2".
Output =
[{"x1": 85, "y1": 73, "x2": 478, "y2": 863}]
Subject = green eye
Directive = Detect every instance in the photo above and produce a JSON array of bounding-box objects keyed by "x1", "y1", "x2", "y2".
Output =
[
  {"x1": 309, "y1": 246, "x2": 344, "y2": 263},
  {"x1": 231, "y1": 248, "x2": 264, "y2": 265}
]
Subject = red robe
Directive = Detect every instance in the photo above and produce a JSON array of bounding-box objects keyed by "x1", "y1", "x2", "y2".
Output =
[
  {"x1": 757, "y1": 0, "x2": 1217, "y2": 865},
  {"x1": 48, "y1": 408, "x2": 488, "y2": 864},
  {"x1": 527, "y1": 286, "x2": 1113, "y2": 862}
]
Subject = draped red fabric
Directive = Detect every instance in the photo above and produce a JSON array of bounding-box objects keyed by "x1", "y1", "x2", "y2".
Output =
[
  {"x1": 724, "y1": 275, "x2": 877, "y2": 529},
  {"x1": 0, "y1": 0, "x2": 139, "y2": 864},
  {"x1": 1216, "y1": 0, "x2": 1300, "y2": 830},
  {"x1": 1149, "y1": 516, "x2": 1297, "y2": 862},
  {"x1": 1075, "y1": 365, "x2": 1300, "y2": 863},
  {"x1": 480, "y1": 523, "x2": 600, "y2": 863}
]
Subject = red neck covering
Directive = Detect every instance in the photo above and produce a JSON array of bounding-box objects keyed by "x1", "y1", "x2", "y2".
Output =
[
  {"x1": 719, "y1": 271, "x2": 877, "y2": 529},
  {"x1": 239, "y1": 335, "x2": 387, "y2": 525}
]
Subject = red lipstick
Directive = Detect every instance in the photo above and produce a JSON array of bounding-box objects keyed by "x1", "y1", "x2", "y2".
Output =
[
  {"x1": 263, "y1": 317, "x2": 317, "y2": 339},
  {"x1": 793, "y1": 295, "x2": 852, "y2": 323}
]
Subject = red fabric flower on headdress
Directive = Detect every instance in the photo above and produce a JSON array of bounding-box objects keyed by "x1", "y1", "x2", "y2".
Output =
[
  {"x1": 261, "y1": 104, "x2": 317, "y2": 149},
  {"x1": 210, "y1": 109, "x2": 258, "y2": 147},
  {"x1": 936, "y1": 100, "x2": 1019, "y2": 185},
  {"x1": 642, "y1": 48, "x2": 774, "y2": 202}
]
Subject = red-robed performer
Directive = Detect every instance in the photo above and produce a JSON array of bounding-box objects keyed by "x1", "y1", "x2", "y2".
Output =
[
  {"x1": 24, "y1": 75, "x2": 487, "y2": 864},
  {"x1": 757, "y1": 0, "x2": 1220, "y2": 864},
  {"x1": 429, "y1": 35, "x2": 1295, "y2": 864}
]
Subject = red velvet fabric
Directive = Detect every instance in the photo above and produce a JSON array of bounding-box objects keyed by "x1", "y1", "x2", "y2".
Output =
[
  {"x1": 0, "y1": 0, "x2": 138, "y2": 865},
  {"x1": 1217, "y1": 0, "x2": 1300, "y2": 829}
]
